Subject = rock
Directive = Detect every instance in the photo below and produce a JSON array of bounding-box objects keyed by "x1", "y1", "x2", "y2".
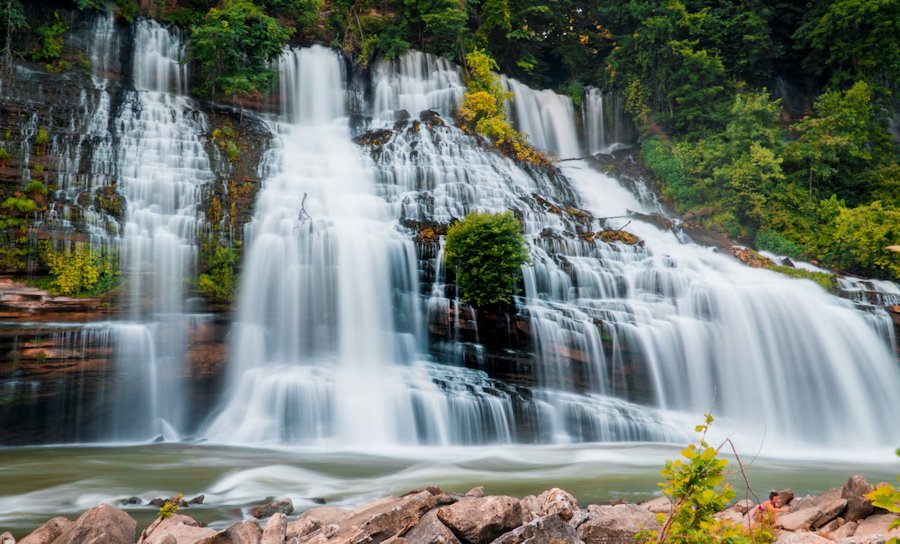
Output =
[
  {"x1": 640, "y1": 496, "x2": 672, "y2": 514},
  {"x1": 466, "y1": 487, "x2": 485, "y2": 499},
  {"x1": 575, "y1": 504, "x2": 661, "y2": 544},
  {"x1": 286, "y1": 506, "x2": 348, "y2": 539},
  {"x1": 261, "y1": 513, "x2": 287, "y2": 544},
  {"x1": 811, "y1": 499, "x2": 847, "y2": 529},
  {"x1": 300, "y1": 490, "x2": 437, "y2": 544},
  {"x1": 834, "y1": 537, "x2": 893, "y2": 544},
  {"x1": 189, "y1": 495, "x2": 206, "y2": 505},
  {"x1": 250, "y1": 498, "x2": 294, "y2": 519},
  {"x1": 119, "y1": 496, "x2": 143, "y2": 505},
  {"x1": 438, "y1": 495, "x2": 523, "y2": 544},
  {"x1": 842, "y1": 476, "x2": 876, "y2": 522},
  {"x1": 139, "y1": 514, "x2": 216, "y2": 544},
  {"x1": 490, "y1": 514, "x2": 583, "y2": 544},
  {"x1": 819, "y1": 516, "x2": 845, "y2": 533},
  {"x1": 813, "y1": 486, "x2": 842, "y2": 507},
  {"x1": 774, "y1": 533, "x2": 831, "y2": 544},
  {"x1": 519, "y1": 496, "x2": 541, "y2": 522},
  {"x1": 853, "y1": 514, "x2": 900, "y2": 538},
  {"x1": 791, "y1": 496, "x2": 816, "y2": 513},
  {"x1": 18, "y1": 516, "x2": 71, "y2": 544},
  {"x1": 198, "y1": 520, "x2": 262, "y2": 544},
  {"x1": 404, "y1": 509, "x2": 462, "y2": 544},
  {"x1": 779, "y1": 489, "x2": 796, "y2": 507},
  {"x1": 828, "y1": 520, "x2": 857, "y2": 539},
  {"x1": 52, "y1": 503, "x2": 137, "y2": 544},
  {"x1": 538, "y1": 488, "x2": 578, "y2": 521},
  {"x1": 731, "y1": 499, "x2": 753, "y2": 514},
  {"x1": 777, "y1": 504, "x2": 824, "y2": 532},
  {"x1": 0, "y1": 532, "x2": 13, "y2": 544},
  {"x1": 714, "y1": 509, "x2": 745, "y2": 526}
]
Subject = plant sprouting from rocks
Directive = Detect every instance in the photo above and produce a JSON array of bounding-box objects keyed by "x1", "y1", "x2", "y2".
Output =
[{"x1": 159, "y1": 493, "x2": 183, "y2": 519}]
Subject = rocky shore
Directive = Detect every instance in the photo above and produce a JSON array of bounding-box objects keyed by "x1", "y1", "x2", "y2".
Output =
[{"x1": 2, "y1": 476, "x2": 897, "y2": 544}]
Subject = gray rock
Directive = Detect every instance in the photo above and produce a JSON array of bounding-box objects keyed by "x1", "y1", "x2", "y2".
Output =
[
  {"x1": 18, "y1": 516, "x2": 71, "y2": 544},
  {"x1": 261, "y1": 512, "x2": 287, "y2": 544},
  {"x1": 842, "y1": 476, "x2": 876, "y2": 522},
  {"x1": 405, "y1": 509, "x2": 462, "y2": 544},
  {"x1": 777, "y1": 504, "x2": 823, "y2": 532},
  {"x1": 286, "y1": 506, "x2": 348, "y2": 539},
  {"x1": 52, "y1": 503, "x2": 137, "y2": 544},
  {"x1": 575, "y1": 504, "x2": 661, "y2": 544},
  {"x1": 300, "y1": 490, "x2": 437, "y2": 544},
  {"x1": 537, "y1": 489, "x2": 578, "y2": 522},
  {"x1": 490, "y1": 514, "x2": 583, "y2": 544},
  {"x1": 438, "y1": 495, "x2": 523, "y2": 544},
  {"x1": 249, "y1": 499, "x2": 294, "y2": 519}
]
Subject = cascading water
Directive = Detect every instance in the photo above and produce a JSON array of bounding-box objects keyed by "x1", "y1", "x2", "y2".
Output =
[
  {"x1": 501, "y1": 76, "x2": 581, "y2": 159},
  {"x1": 105, "y1": 19, "x2": 214, "y2": 439}
]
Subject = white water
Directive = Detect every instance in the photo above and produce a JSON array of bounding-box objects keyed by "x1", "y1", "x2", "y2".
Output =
[{"x1": 107, "y1": 19, "x2": 214, "y2": 438}]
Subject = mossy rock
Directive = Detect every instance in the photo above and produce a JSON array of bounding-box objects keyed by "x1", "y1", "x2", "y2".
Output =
[{"x1": 599, "y1": 229, "x2": 641, "y2": 245}]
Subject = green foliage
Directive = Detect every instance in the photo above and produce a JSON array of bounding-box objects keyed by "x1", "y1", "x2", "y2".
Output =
[
  {"x1": 190, "y1": 0, "x2": 293, "y2": 100},
  {"x1": 2, "y1": 195, "x2": 37, "y2": 214},
  {"x1": 23, "y1": 180, "x2": 47, "y2": 196},
  {"x1": 198, "y1": 245, "x2": 239, "y2": 303},
  {"x1": 158, "y1": 494, "x2": 183, "y2": 520},
  {"x1": 42, "y1": 243, "x2": 118, "y2": 297},
  {"x1": 1, "y1": 0, "x2": 28, "y2": 72},
  {"x1": 28, "y1": 19, "x2": 67, "y2": 63},
  {"x1": 754, "y1": 229, "x2": 802, "y2": 259},
  {"x1": 444, "y1": 211, "x2": 528, "y2": 307},
  {"x1": 0, "y1": 147, "x2": 11, "y2": 163},
  {"x1": 864, "y1": 449, "x2": 900, "y2": 544},
  {"x1": 827, "y1": 202, "x2": 900, "y2": 280},
  {"x1": 34, "y1": 127, "x2": 50, "y2": 147}
]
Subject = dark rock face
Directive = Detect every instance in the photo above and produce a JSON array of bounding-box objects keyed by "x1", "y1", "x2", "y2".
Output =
[
  {"x1": 842, "y1": 475, "x2": 875, "y2": 522},
  {"x1": 250, "y1": 499, "x2": 295, "y2": 519},
  {"x1": 574, "y1": 504, "x2": 660, "y2": 544}
]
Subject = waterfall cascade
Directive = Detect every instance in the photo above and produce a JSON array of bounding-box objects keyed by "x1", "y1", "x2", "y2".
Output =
[{"x1": 204, "y1": 48, "x2": 900, "y2": 453}]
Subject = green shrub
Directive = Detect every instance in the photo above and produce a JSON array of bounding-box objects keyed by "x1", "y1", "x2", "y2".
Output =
[
  {"x1": 827, "y1": 201, "x2": 900, "y2": 280},
  {"x1": 0, "y1": 148, "x2": 12, "y2": 163},
  {"x1": 34, "y1": 127, "x2": 50, "y2": 147},
  {"x1": 42, "y1": 243, "x2": 118, "y2": 296},
  {"x1": 28, "y1": 21, "x2": 67, "y2": 63},
  {"x1": 444, "y1": 211, "x2": 528, "y2": 307},
  {"x1": 158, "y1": 494, "x2": 183, "y2": 519},
  {"x1": 198, "y1": 245, "x2": 239, "y2": 303},
  {"x1": 754, "y1": 228, "x2": 803, "y2": 259},
  {"x1": 23, "y1": 180, "x2": 47, "y2": 196},
  {"x1": 2, "y1": 195, "x2": 37, "y2": 214}
]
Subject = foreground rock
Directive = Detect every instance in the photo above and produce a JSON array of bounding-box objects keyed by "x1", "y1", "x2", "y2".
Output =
[{"x1": 11, "y1": 475, "x2": 900, "y2": 544}]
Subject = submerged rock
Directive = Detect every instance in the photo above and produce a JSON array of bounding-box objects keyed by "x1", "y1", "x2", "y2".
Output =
[{"x1": 249, "y1": 498, "x2": 294, "y2": 519}]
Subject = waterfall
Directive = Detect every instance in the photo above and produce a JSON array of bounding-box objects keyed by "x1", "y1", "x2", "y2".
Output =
[
  {"x1": 371, "y1": 50, "x2": 465, "y2": 122},
  {"x1": 105, "y1": 19, "x2": 214, "y2": 439},
  {"x1": 581, "y1": 88, "x2": 635, "y2": 154},
  {"x1": 501, "y1": 77, "x2": 581, "y2": 159}
]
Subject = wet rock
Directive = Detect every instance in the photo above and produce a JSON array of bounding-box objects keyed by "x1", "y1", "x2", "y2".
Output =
[
  {"x1": 466, "y1": 487, "x2": 486, "y2": 499},
  {"x1": 853, "y1": 514, "x2": 900, "y2": 538},
  {"x1": 438, "y1": 496, "x2": 523, "y2": 544},
  {"x1": 119, "y1": 496, "x2": 143, "y2": 505},
  {"x1": 420, "y1": 110, "x2": 445, "y2": 127},
  {"x1": 574, "y1": 504, "x2": 660, "y2": 544},
  {"x1": 598, "y1": 229, "x2": 640, "y2": 245},
  {"x1": 491, "y1": 514, "x2": 582, "y2": 544},
  {"x1": 249, "y1": 498, "x2": 294, "y2": 519},
  {"x1": 811, "y1": 498, "x2": 847, "y2": 529},
  {"x1": 640, "y1": 496, "x2": 672, "y2": 515},
  {"x1": 198, "y1": 520, "x2": 262, "y2": 544},
  {"x1": 730, "y1": 246, "x2": 773, "y2": 268},
  {"x1": 189, "y1": 495, "x2": 206, "y2": 505},
  {"x1": 52, "y1": 503, "x2": 136, "y2": 544},
  {"x1": 842, "y1": 476, "x2": 875, "y2": 522},
  {"x1": 18, "y1": 516, "x2": 71, "y2": 544},
  {"x1": 404, "y1": 509, "x2": 462, "y2": 544},
  {"x1": 138, "y1": 514, "x2": 216, "y2": 544},
  {"x1": 537, "y1": 488, "x2": 578, "y2": 522},
  {"x1": 261, "y1": 513, "x2": 287, "y2": 544}
]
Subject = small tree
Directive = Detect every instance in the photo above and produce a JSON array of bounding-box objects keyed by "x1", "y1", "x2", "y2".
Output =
[
  {"x1": 0, "y1": 0, "x2": 27, "y2": 75},
  {"x1": 444, "y1": 211, "x2": 528, "y2": 307}
]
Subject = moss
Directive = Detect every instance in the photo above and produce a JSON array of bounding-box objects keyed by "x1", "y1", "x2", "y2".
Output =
[{"x1": 763, "y1": 263, "x2": 834, "y2": 292}]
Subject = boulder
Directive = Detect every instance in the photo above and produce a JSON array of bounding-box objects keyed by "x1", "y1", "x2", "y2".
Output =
[
  {"x1": 537, "y1": 489, "x2": 578, "y2": 522},
  {"x1": 640, "y1": 496, "x2": 671, "y2": 515},
  {"x1": 774, "y1": 533, "x2": 831, "y2": 544},
  {"x1": 261, "y1": 513, "x2": 287, "y2": 544},
  {"x1": 778, "y1": 489, "x2": 796, "y2": 507},
  {"x1": 404, "y1": 509, "x2": 462, "y2": 544},
  {"x1": 438, "y1": 495, "x2": 523, "y2": 544},
  {"x1": 811, "y1": 499, "x2": 847, "y2": 529},
  {"x1": 731, "y1": 499, "x2": 753, "y2": 515},
  {"x1": 813, "y1": 487, "x2": 842, "y2": 507},
  {"x1": 790, "y1": 496, "x2": 816, "y2": 513},
  {"x1": 490, "y1": 514, "x2": 583, "y2": 544},
  {"x1": 18, "y1": 516, "x2": 71, "y2": 544},
  {"x1": 0, "y1": 532, "x2": 13, "y2": 544},
  {"x1": 466, "y1": 487, "x2": 485, "y2": 499},
  {"x1": 52, "y1": 503, "x2": 137, "y2": 544},
  {"x1": 575, "y1": 504, "x2": 661, "y2": 544},
  {"x1": 853, "y1": 514, "x2": 900, "y2": 538},
  {"x1": 819, "y1": 516, "x2": 845, "y2": 533},
  {"x1": 519, "y1": 496, "x2": 541, "y2": 522},
  {"x1": 842, "y1": 476, "x2": 875, "y2": 522},
  {"x1": 286, "y1": 506, "x2": 349, "y2": 539},
  {"x1": 197, "y1": 520, "x2": 262, "y2": 544},
  {"x1": 250, "y1": 499, "x2": 294, "y2": 519},
  {"x1": 827, "y1": 520, "x2": 857, "y2": 539},
  {"x1": 300, "y1": 490, "x2": 437, "y2": 544},
  {"x1": 139, "y1": 514, "x2": 216, "y2": 544},
  {"x1": 777, "y1": 504, "x2": 824, "y2": 532},
  {"x1": 834, "y1": 537, "x2": 893, "y2": 544}
]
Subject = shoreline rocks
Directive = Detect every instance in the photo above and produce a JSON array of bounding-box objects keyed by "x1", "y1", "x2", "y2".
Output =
[{"x1": 6, "y1": 476, "x2": 899, "y2": 544}]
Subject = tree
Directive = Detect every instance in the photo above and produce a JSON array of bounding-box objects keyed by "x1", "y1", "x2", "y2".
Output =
[
  {"x1": 444, "y1": 211, "x2": 529, "y2": 307},
  {"x1": 190, "y1": 0, "x2": 293, "y2": 103},
  {"x1": 0, "y1": 0, "x2": 26, "y2": 75}
]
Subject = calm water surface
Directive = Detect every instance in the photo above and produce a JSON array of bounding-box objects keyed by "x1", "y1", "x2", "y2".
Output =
[{"x1": 1, "y1": 443, "x2": 897, "y2": 537}]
